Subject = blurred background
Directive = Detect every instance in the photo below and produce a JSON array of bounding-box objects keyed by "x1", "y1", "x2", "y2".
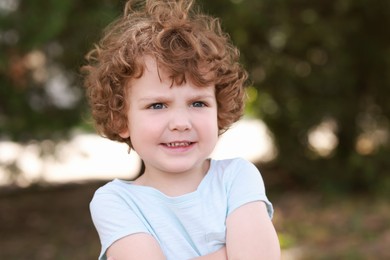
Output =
[{"x1": 1, "y1": 0, "x2": 389, "y2": 259}]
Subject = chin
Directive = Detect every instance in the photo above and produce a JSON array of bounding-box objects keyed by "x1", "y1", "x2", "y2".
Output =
[{"x1": 160, "y1": 160, "x2": 204, "y2": 173}]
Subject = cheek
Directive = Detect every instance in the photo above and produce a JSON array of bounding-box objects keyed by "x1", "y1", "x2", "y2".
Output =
[
  {"x1": 129, "y1": 116, "x2": 159, "y2": 137},
  {"x1": 198, "y1": 111, "x2": 219, "y2": 133}
]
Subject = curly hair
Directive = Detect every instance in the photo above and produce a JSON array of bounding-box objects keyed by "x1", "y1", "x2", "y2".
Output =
[{"x1": 82, "y1": 0, "x2": 248, "y2": 148}]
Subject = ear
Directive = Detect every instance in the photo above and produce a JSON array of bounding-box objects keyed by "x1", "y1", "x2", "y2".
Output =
[{"x1": 119, "y1": 128, "x2": 130, "y2": 139}]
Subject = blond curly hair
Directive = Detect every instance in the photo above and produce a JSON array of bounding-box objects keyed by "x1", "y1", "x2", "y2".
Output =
[{"x1": 82, "y1": 0, "x2": 248, "y2": 148}]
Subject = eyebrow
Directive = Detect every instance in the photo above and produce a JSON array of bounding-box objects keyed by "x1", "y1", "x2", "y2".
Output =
[
  {"x1": 188, "y1": 94, "x2": 215, "y2": 100},
  {"x1": 138, "y1": 94, "x2": 215, "y2": 103},
  {"x1": 138, "y1": 96, "x2": 170, "y2": 103}
]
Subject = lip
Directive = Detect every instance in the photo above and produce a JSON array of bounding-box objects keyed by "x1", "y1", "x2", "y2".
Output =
[{"x1": 160, "y1": 141, "x2": 195, "y2": 152}]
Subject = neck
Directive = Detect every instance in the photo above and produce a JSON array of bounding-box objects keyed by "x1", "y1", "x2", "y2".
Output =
[{"x1": 135, "y1": 159, "x2": 210, "y2": 197}]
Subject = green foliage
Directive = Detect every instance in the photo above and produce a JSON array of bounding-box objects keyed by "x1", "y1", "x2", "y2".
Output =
[
  {"x1": 0, "y1": 0, "x2": 120, "y2": 141},
  {"x1": 199, "y1": 0, "x2": 390, "y2": 192}
]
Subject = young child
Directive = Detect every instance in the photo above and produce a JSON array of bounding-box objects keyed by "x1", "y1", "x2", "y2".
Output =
[{"x1": 83, "y1": 0, "x2": 280, "y2": 259}]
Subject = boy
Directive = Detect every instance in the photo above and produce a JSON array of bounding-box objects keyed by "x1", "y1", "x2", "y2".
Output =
[{"x1": 83, "y1": 0, "x2": 280, "y2": 259}]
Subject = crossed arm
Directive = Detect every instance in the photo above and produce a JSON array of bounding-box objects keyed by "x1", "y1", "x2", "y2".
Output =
[{"x1": 106, "y1": 201, "x2": 280, "y2": 260}]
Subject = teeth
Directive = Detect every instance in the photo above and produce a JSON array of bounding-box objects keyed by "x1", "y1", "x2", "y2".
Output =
[{"x1": 166, "y1": 142, "x2": 191, "y2": 147}]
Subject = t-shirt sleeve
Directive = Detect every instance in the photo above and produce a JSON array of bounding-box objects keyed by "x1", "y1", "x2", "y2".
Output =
[
  {"x1": 90, "y1": 185, "x2": 149, "y2": 260},
  {"x1": 226, "y1": 158, "x2": 274, "y2": 219}
]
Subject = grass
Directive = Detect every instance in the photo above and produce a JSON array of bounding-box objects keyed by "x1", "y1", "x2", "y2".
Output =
[
  {"x1": 0, "y1": 181, "x2": 389, "y2": 259},
  {"x1": 274, "y1": 192, "x2": 390, "y2": 259}
]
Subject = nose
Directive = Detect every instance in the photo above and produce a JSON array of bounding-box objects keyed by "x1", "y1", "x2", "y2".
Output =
[{"x1": 168, "y1": 108, "x2": 192, "y2": 131}]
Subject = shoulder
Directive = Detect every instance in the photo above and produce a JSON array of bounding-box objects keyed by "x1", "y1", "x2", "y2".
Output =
[
  {"x1": 208, "y1": 157, "x2": 263, "y2": 193},
  {"x1": 90, "y1": 179, "x2": 137, "y2": 215},
  {"x1": 91, "y1": 180, "x2": 126, "y2": 203},
  {"x1": 212, "y1": 158, "x2": 273, "y2": 218},
  {"x1": 94, "y1": 179, "x2": 129, "y2": 194},
  {"x1": 212, "y1": 157, "x2": 257, "y2": 168},
  {"x1": 210, "y1": 157, "x2": 260, "y2": 179},
  {"x1": 90, "y1": 179, "x2": 172, "y2": 216},
  {"x1": 89, "y1": 180, "x2": 153, "y2": 259}
]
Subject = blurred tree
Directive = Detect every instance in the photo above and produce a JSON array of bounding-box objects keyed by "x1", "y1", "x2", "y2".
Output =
[
  {"x1": 200, "y1": 0, "x2": 390, "y2": 193},
  {"x1": 0, "y1": 0, "x2": 120, "y2": 141}
]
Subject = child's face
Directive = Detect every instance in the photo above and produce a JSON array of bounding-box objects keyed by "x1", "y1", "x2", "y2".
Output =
[{"x1": 120, "y1": 56, "x2": 219, "y2": 175}]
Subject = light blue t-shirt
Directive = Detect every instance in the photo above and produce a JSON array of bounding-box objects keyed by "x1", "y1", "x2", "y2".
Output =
[{"x1": 90, "y1": 157, "x2": 273, "y2": 260}]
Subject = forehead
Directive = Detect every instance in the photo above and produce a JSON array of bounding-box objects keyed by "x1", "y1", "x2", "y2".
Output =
[
  {"x1": 128, "y1": 56, "x2": 215, "y2": 93},
  {"x1": 130, "y1": 56, "x2": 174, "y2": 91}
]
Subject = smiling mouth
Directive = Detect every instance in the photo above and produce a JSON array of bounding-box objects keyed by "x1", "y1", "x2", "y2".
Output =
[{"x1": 165, "y1": 142, "x2": 193, "y2": 147}]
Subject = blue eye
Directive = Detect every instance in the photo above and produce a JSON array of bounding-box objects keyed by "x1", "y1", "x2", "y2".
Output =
[
  {"x1": 149, "y1": 103, "x2": 165, "y2": 109},
  {"x1": 192, "y1": 101, "x2": 206, "y2": 107}
]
